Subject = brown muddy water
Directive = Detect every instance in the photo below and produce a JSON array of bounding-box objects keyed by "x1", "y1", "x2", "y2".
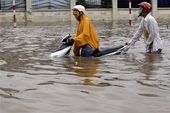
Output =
[{"x1": 0, "y1": 20, "x2": 170, "y2": 113}]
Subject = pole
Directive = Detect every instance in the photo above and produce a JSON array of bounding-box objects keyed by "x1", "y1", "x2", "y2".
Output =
[
  {"x1": 129, "y1": 0, "x2": 132, "y2": 26},
  {"x1": 13, "y1": 0, "x2": 16, "y2": 28}
]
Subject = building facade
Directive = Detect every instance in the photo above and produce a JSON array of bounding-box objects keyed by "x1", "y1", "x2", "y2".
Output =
[{"x1": 0, "y1": 0, "x2": 170, "y2": 23}]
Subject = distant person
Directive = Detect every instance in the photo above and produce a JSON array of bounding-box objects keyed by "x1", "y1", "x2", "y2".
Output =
[
  {"x1": 125, "y1": 2, "x2": 162, "y2": 54},
  {"x1": 66, "y1": 5, "x2": 99, "y2": 57}
]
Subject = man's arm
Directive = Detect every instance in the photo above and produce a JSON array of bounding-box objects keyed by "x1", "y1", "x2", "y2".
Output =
[{"x1": 128, "y1": 19, "x2": 144, "y2": 45}]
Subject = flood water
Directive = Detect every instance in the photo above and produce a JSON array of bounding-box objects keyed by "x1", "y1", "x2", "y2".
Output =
[{"x1": 0, "y1": 20, "x2": 170, "y2": 113}]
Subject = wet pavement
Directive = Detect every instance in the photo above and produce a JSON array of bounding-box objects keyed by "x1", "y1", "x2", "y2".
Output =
[{"x1": 0, "y1": 20, "x2": 170, "y2": 113}]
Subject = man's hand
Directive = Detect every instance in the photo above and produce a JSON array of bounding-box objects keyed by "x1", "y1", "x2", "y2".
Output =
[
  {"x1": 125, "y1": 42, "x2": 130, "y2": 46},
  {"x1": 66, "y1": 38, "x2": 74, "y2": 45}
]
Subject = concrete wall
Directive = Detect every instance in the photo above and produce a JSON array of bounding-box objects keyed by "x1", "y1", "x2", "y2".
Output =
[
  {"x1": 29, "y1": 10, "x2": 70, "y2": 22},
  {"x1": 0, "y1": 0, "x2": 170, "y2": 23},
  {"x1": 157, "y1": 8, "x2": 170, "y2": 19},
  {"x1": 0, "y1": 12, "x2": 26, "y2": 23}
]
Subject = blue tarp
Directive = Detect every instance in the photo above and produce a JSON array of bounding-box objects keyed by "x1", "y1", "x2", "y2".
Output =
[
  {"x1": 0, "y1": 0, "x2": 25, "y2": 10},
  {"x1": 32, "y1": 0, "x2": 70, "y2": 9}
]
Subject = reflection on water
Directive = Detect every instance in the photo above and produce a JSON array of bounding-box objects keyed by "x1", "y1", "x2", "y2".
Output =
[
  {"x1": 124, "y1": 53, "x2": 163, "y2": 76},
  {"x1": 139, "y1": 53, "x2": 163, "y2": 76},
  {"x1": 0, "y1": 87, "x2": 20, "y2": 99},
  {"x1": 61, "y1": 57, "x2": 111, "y2": 87},
  {"x1": 71, "y1": 57, "x2": 99, "y2": 77},
  {"x1": 0, "y1": 21, "x2": 170, "y2": 113}
]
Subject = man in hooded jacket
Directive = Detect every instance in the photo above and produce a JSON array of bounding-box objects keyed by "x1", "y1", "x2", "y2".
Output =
[{"x1": 68, "y1": 5, "x2": 99, "y2": 57}]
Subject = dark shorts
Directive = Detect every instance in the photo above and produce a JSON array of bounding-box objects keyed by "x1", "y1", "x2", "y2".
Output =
[{"x1": 81, "y1": 44, "x2": 94, "y2": 57}]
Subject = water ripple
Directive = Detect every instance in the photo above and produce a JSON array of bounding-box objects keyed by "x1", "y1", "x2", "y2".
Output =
[{"x1": 0, "y1": 21, "x2": 170, "y2": 113}]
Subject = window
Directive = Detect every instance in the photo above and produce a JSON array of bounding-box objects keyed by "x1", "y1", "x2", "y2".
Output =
[
  {"x1": 76, "y1": 0, "x2": 112, "y2": 8},
  {"x1": 118, "y1": 0, "x2": 151, "y2": 8},
  {"x1": 158, "y1": 0, "x2": 170, "y2": 8},
  {"x1": 0, "y1": 0, "x2": 26, "y2": 11},
  {"x1": 32, "y1": 0, "x2": 70, "y2": 9}
]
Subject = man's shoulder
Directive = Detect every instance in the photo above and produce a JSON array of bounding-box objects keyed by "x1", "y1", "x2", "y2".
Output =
[
  {"x1": 82, "y1": 15, "x2": 92, "y2": 24},
  {"x1": 144, "y1": 14, "x2": 158, "y2": 25},
  {"x1": 83, "y1": 15, "x2": 90, "y2": 21},
  {"x1": 145, "y1": 14, "x2": 155, "y2": 21}
]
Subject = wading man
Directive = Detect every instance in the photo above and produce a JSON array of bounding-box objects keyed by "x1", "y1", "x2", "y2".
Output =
[{"x1": 126, "y1": 2, "x2": 163, "y2": 54}]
